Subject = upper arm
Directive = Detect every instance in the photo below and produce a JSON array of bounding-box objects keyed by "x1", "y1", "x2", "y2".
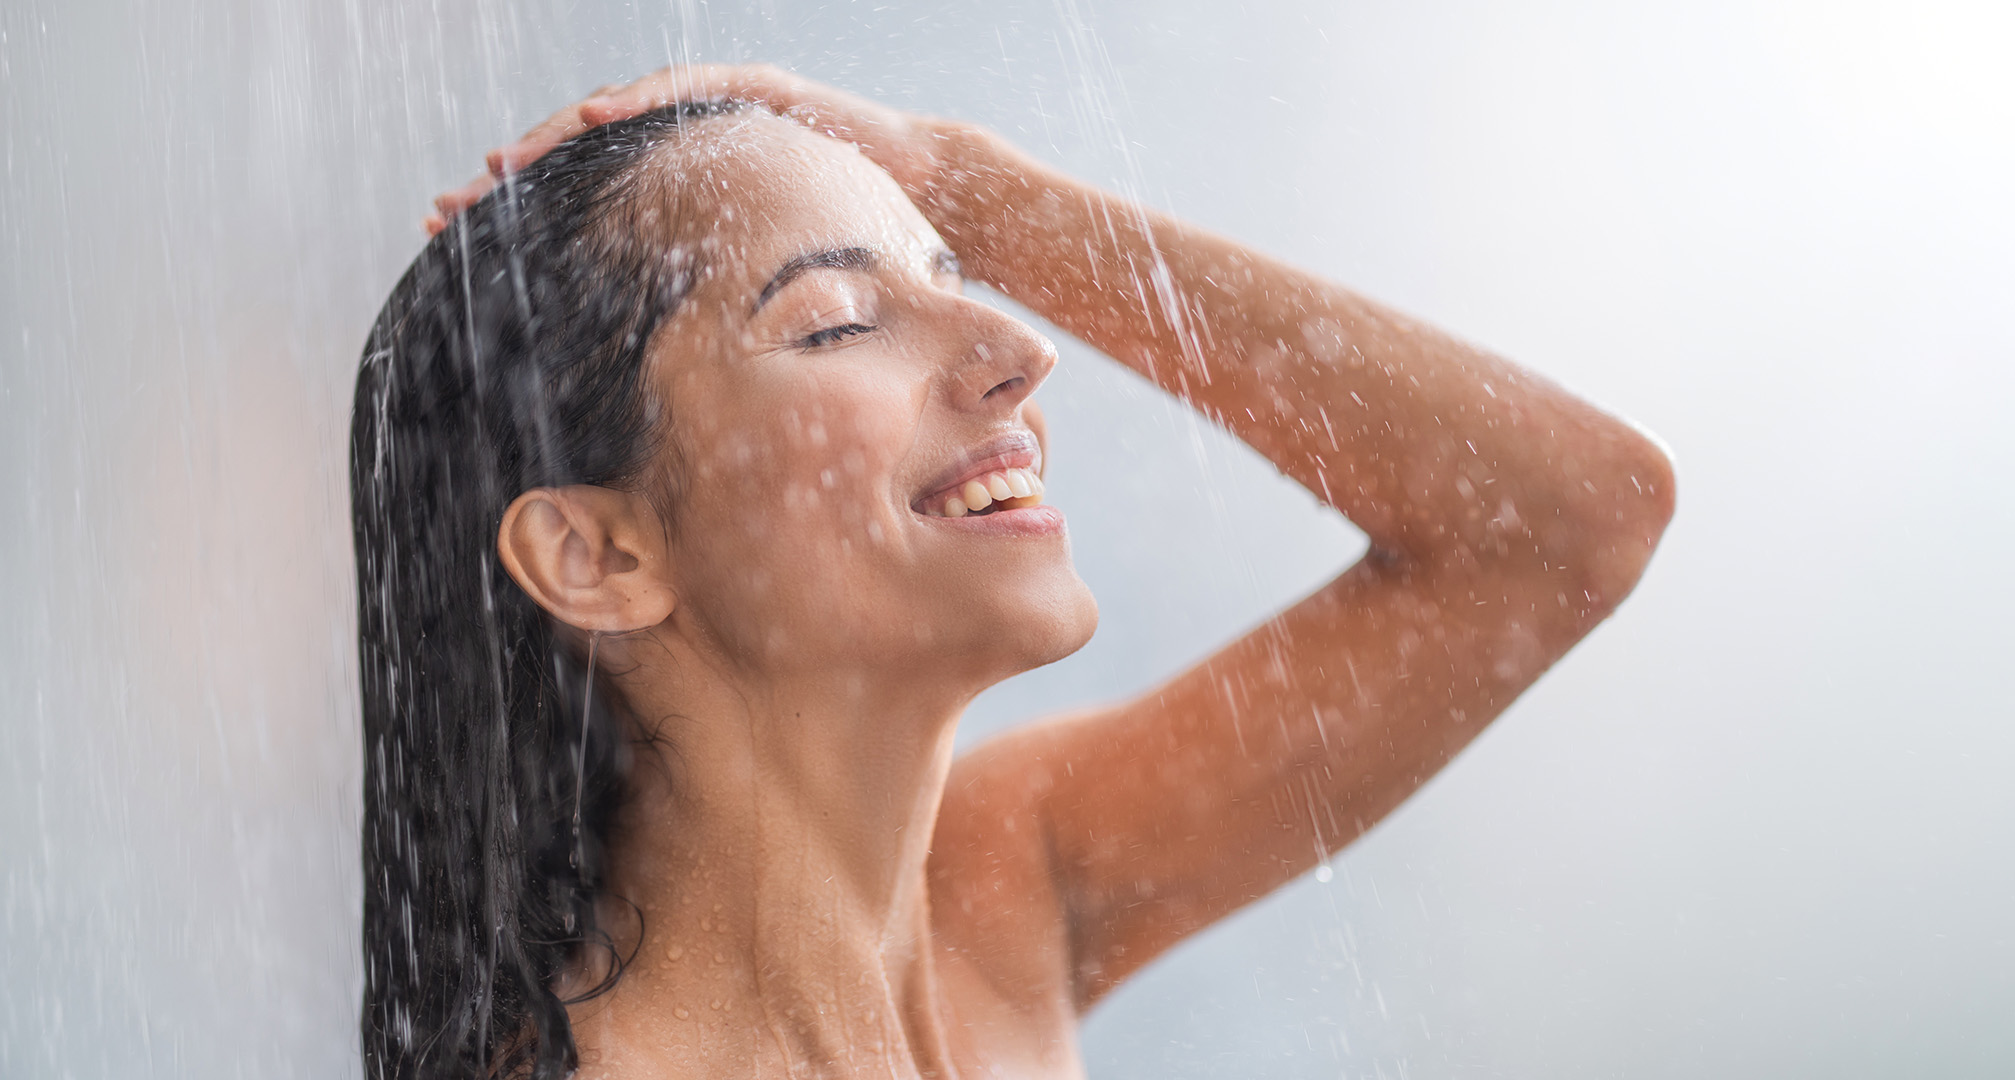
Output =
[
  {"x1": 925, "y1": 129, "x2": 1676, "y2": 1012},
  {"x1": 1019, "y1": 549, "x2": 1610, "y2": 1009}
]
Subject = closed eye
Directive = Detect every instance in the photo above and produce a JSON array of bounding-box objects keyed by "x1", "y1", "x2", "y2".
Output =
[{"x1": 800, "y1": 323, "x2": 877, "y2": 349}]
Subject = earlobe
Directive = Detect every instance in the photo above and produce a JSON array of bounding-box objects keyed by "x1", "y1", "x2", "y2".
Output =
[{"x1": 496, "y1": 485, "x2": 677, "y2": 633}]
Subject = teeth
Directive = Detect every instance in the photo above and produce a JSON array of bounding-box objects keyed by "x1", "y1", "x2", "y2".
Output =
[{"x1": 921, "y1": 467, "x2": 1048, "y2": 517}]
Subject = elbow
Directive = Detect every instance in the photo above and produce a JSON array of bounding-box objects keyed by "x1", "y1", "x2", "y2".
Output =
[{"x1": 1569, "y1": 423, "x2": 1677, "y2": 619}]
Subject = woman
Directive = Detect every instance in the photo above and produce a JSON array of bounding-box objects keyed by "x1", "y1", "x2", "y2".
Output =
[{"x1": 356, "y1": 65, "x2": 1673, "y2": 1080}]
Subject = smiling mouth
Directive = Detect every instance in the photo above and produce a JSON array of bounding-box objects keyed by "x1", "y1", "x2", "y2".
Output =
[{"x1": 916, "y1": 466, "x2": 1047, "y2": 518}]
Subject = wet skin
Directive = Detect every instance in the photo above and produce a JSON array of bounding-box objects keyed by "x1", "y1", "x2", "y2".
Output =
[{"x1": 481, "y1": 71, "x2": 1676, "y2": 1080}]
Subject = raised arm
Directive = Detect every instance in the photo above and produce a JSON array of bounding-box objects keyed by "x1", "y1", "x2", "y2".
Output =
[
  {"x1": 446, "y1": 65, "x2": 1669, "y2": 581},
  {"x1": 926, "y1": 122, "x2": 1674, "y2": 1003},
  {"x1": 445, "y1": 66, "x2": 1676, "y2": 1009},
  {"x1": 924, "y1": 126, "x2": 1670, "y2": 576}
]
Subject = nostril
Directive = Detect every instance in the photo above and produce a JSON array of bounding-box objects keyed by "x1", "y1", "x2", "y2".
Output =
[{"x1": 982, "y1": 375, "x2": 1026, "y2": 401}]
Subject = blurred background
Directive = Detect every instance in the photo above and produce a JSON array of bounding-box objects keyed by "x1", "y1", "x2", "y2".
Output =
[{"x1": 4, "y1": 0, "x2": 2011, "y2": 1076}]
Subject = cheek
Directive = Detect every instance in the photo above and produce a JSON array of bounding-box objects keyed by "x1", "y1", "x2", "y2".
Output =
[
  {"x1": 687, "y1": 366, "x2": 906, "y2": 486},
  {"x1": 677, "y1": 368, "x2": 922, "y2": 611},
  {"x1": 758, "y1": 373, "x2": 916, "y2": 520}
]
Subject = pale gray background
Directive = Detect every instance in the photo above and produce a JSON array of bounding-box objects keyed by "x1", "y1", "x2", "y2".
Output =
[{"x1": 4, "y1": 0, "x2": 2011, "y2": 1077}]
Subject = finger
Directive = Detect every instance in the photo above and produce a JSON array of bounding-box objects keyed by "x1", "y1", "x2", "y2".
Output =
[
  {"x1": 576, "y1": 96, "x2": 634, "y2": 126},
  {"x1": 495, "y1": 67, "x2": 731, "y2": 170},
  {"x1": 596, "y1": 63, "x2": 800, "y2": 117},
  {"x1": 496, "y1": 68, "x2": 706, "y2": 167},
  {"x1": 712, "y1": 65, "x2": 891, "y2": 143},
  {"x1": 572, "y1": 70, "x2": 692, "y2": 122},
  {"x1": 637, "y1": 64, "x2": 919, "y2": 179},
  {"x1": 488, "y1": 64, "x2": 835, "y2": 179},
  {"x1": 490, "y1": 104, "x2": 595, "y2": 175},
  {"x1": 423, "y1": 213, "x2": 447, "y2": 237},
  {"x1": 433, "y1": 174, "x2": 496, "y2": 217}
]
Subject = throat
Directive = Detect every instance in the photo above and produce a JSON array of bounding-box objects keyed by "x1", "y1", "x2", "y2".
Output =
[
  {"x1": 582, "y1": 836, "x2": 954, "y2": 1077},
  {"x1": 569, "y1": 639, "x2": 975, "y2": 1076}
]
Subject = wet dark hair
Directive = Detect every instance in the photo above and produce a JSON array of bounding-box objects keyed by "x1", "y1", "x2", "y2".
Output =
[{"x1": 349, "y1": 100, "x2": 749, "y2": 1080}]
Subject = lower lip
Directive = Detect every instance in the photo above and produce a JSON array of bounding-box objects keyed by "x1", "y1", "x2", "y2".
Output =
[{"x1": 917, "y1": 503, "x2": 1067, "y2": 538}]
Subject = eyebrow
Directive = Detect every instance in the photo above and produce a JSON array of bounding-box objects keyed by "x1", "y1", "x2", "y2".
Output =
[
  {"x1": 751, "y1": 245, "x2": 964, "y2": 313},
  {"x1": 754, "y1": 247, "x2": 878, "y2": 312}
]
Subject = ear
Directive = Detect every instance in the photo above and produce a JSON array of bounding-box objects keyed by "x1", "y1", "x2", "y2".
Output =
[{"x1": 496, "y1": 485, "x2": 677, "y2": 633}]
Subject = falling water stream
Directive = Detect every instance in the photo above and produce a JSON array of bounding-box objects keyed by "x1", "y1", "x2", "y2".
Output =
[{"x1": 5, "y1": 1, "x2": 2014, "y2": 1078}]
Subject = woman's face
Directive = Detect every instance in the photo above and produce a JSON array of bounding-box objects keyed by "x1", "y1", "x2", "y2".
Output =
[{"x1": 640, "y1": 112, "x2": 1097, "y2": 689}]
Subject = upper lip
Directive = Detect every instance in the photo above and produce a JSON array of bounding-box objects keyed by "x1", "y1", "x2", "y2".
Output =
[{"x1": 909, "y1": 430, "x2": 1042, "y2": 513}]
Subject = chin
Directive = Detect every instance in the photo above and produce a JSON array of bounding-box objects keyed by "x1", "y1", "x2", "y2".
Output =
[{"x1": 966, "y1": 566, "x2": 1100, "y2": 680}]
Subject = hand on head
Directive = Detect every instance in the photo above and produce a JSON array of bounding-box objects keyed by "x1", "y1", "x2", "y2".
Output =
[{"x1": 426, "y1": 64, "x2": 954, "y2": 236}]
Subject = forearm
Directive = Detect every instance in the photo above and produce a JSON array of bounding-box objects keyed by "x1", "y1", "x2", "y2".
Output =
[{"x1": 922, "y1": 125, "x2": 1673, "y2": 604}]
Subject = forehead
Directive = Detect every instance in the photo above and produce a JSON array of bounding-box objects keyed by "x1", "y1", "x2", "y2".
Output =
[{"x1": 651, "y1": 112, "x2": 940, "y2": 279}]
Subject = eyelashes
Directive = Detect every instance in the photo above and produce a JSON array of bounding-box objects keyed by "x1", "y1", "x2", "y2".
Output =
[{"x1": 799, "y1": 323, "x2": 877, "y2": 349}]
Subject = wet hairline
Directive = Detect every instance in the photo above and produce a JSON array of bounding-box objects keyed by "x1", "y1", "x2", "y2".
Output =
[{"x1": 584, "y1": 112, "x2": 905, "y2": 530}]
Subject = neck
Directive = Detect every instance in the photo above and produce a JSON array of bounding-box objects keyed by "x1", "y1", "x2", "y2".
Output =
[{"x1": 568, "y1": 635, "x2": 973, "y2": 1078}]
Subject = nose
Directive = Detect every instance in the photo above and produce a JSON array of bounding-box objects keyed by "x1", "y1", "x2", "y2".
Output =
[{"x1": 942, "y1": 298, "x2": 1057, "y2": 414}]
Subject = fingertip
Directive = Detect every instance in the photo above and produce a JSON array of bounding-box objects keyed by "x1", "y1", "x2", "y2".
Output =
[
  {"x1": 423, "y1": 213, "x2": 446, "y2": 237},
  {"x1": 485, "y1": 148, "x2": 507, "y2": 177}
]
